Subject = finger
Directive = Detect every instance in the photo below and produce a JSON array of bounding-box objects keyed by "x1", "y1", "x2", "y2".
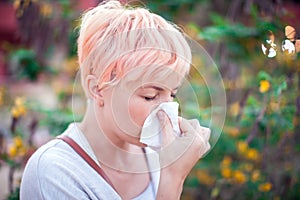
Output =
[
  {"x1": 178, "y1": 117, "x2": 211, "y2": 157},
  {"x1": 194, "y1": 125, "x2": 210, "y2": 141},
  {"x1": 157, "y1": 110, "x2": 174, "y2": 146},
  {"x1": 194, "y1": 131, "x2": 211, "y2": 158},
  {"x1": 200, "y1": 141, "x2": 211, "y2": 157},
  {"x1": 188, "y1": 119, "x2": 200, "y2": 130},
  {"x1": 200, "y1": 126, "x2": 211, "y2": 141},
  {"x1": 178, "y1": 117, "x2": 195, "y2": 135},
  {"x1": 186, "y1": 120, "x2": 211, "y2": 156}
]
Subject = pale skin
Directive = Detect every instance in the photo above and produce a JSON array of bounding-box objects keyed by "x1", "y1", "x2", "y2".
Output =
[{"x1": 78, "y1": 70, "x2": 211, "y2": 200}]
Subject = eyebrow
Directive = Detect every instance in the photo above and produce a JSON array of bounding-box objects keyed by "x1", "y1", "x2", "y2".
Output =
[{"x1": 143, "y1": 85, "x2": 179, "y2": 91}]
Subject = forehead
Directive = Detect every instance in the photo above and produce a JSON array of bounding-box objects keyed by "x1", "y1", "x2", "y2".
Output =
[{"x1": 120, "y1": 67, "x2": 185, "y2": 92}]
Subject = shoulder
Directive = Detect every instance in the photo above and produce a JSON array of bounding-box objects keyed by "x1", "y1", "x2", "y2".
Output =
[
  {"x1": 20, "y1": 136, "x2": 120, "y2": 199},
  {"x1": 20, "y1": 139, "x2": 91, "y2": 199},
  {"x1": 23, "y1": 123, "x2": 88, "y2": 176}
]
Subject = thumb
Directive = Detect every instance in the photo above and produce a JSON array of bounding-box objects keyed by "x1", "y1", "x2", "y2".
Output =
[{"x1": 157, "y1": 110, "x2": 174, "y2": 147}]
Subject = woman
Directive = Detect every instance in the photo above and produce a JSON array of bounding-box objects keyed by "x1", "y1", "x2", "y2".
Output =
[{"x1": 20, "y1": 1, "x2": 210, "y2": 199}]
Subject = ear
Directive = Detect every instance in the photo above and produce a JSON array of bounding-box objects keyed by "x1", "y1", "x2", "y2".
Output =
[{"x1": 86, "y1": 75, "x2": 104, "y2": 107}]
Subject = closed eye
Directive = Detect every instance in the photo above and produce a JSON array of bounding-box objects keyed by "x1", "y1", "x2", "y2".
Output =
[{"x1": 144, "y1": 96, "x2": 156, "y2": 101}]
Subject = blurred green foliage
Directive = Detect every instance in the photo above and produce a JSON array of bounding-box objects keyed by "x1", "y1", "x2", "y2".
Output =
[
  {"x1": 9, "y1": 49, "x2": 43, "y2": 81},
  {"x1": 148, "y1": 0, "x2": 300, "y2": 199}
]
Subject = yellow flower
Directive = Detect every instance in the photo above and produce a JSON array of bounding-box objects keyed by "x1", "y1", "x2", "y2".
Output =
[
  {"x1": 237, "y1": 141, "x2": 248, "y2": 154},
  {"x1": 258, "y1": 182, "x2": 272, "y2": 192},
  {"x1": 196, "y1": 170, "x2": 215, "y2": 186},
  {"x1": 221, "y1": 156, "x2": 232, "y2": 167},
  {"x1": 7, "y1": 136, "x2": 27, "y2": 158},
  {"x1": 8, "y1": 145, "x2": 17, "y2": 158},
  {"x1": 11, "y1": 97, "x2": 27, "y2": 118},
  {"x1": 15, "y1": 97, "x2": 25, "y2": 107},
  {"x1": 224, "y1": 126, "x2": 240, "y2": 137},
  {"x1": 11, "y1": 107, "x2": 19, "y2": 118},
  {"x1": 11, "y1": 106, "x2": 26, "y2": 118},
  {"x1": 0, "y1": 87, "x2": 4, "y2": 106},
  {"x1": 246, "y1": 148, "x2": 260, "y2": 161},
  {"x1": 259, "y1": 80, "x2": 271, "y2": 93},
  {"x1": 251, "y1": 170, "x2": 260, "y2": 182},
  {"x1": 232, "y1": 170, "x2": 247, "y2": 184},
  {"x1": 229, "y1": 102, "x2": 240, "y2": 117},
  {"x1": 40, "y1": 3, "x2": 53, "y2": 17},
  {"x1": 14, "y1": 136, "x2": 23, "y2": 148},
  {"x1": 221, "y1": 168, "x2": 231, "y2": 179}
]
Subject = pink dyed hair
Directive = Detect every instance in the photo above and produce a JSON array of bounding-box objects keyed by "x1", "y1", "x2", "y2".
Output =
[{"x1": 77, "y1": 0, "x2": 191, "y2": 92}]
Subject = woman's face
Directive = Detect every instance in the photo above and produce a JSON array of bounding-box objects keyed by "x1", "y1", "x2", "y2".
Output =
[{"x1": 98, "y1": 68, "x2": 183, "y2": 146}]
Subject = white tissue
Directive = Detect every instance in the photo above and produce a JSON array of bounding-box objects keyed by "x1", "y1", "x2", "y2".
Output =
[{"x1": 140, "y1": 102, "x2": 181, "y2": 150}]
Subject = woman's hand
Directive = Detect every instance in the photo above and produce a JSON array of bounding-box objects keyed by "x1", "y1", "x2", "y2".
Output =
[{"x1": 156, "y1": 110, "x2": 211, "y2": 200}]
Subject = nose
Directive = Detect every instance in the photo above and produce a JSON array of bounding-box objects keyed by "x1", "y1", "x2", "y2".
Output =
[
  {"x1": 159, "y1": 93, "x2": 173, "y2": 104},
  {"x1": 152, "y1": 94, "x2": 173, "y2": 110}
]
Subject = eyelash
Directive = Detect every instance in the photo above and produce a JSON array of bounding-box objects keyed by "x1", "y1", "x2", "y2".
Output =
[{"x1": 144, "y1": 94, "x2": 177, "y2": 101}]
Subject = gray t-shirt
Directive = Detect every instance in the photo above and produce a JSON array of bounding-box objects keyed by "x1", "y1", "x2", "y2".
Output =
[{"x1": 20, "y1": 123, "x2": 160, "y2": 200}]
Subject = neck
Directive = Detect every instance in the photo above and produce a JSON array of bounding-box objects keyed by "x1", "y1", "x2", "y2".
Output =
[{"x1": 78, "y1": 103, "x2": 148, "y2": 173}]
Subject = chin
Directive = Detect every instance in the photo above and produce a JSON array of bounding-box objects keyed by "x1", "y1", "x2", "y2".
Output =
[{"x1": 122, "y1": 133, "x2": 147, "y2": 148}]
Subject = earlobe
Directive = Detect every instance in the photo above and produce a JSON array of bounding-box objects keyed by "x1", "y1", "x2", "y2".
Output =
[
  {"x1": 97, "y1": 97, "x2": 104, "y2": 107},
  {"x1": 86, "y1": 75, "x2": 105, "y2": 107}
]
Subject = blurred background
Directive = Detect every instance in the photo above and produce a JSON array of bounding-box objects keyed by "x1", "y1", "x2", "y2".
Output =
[{"x1": 0, "y1": 0, "x2": 300, "y2": 199}]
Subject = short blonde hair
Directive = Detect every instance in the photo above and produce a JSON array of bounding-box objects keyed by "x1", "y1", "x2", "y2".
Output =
[{"x1": 77, "y1": 0, "x2": 191, "y2": 91}]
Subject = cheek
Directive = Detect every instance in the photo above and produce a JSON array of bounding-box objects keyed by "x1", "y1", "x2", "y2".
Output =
[{"x1": 128, "y1": 99, "x2": 152, "y2": 128}]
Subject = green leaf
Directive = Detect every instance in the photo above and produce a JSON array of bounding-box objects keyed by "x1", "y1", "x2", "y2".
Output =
[
  {"x1": 257, "y1": 71, "x2": 271, "y2": 81},
  {"x1": 9, "y1": 49, "x2": 42, "y2": 81},
  {"x1": 209, "y1": 13, "x2": 227, "y2": 25},
  {"x1": 186, "y1": 22, "x2": 201, "y2": 33},
  {"x1": 276, "y1": 80, "x2": 287, "y2": 95},
  {"x1": 211, "y1": 187, "x2": 220, "y2": 198},
  {"x1": 198, "y1": 23, "x2": 258, "y2": 42}
]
